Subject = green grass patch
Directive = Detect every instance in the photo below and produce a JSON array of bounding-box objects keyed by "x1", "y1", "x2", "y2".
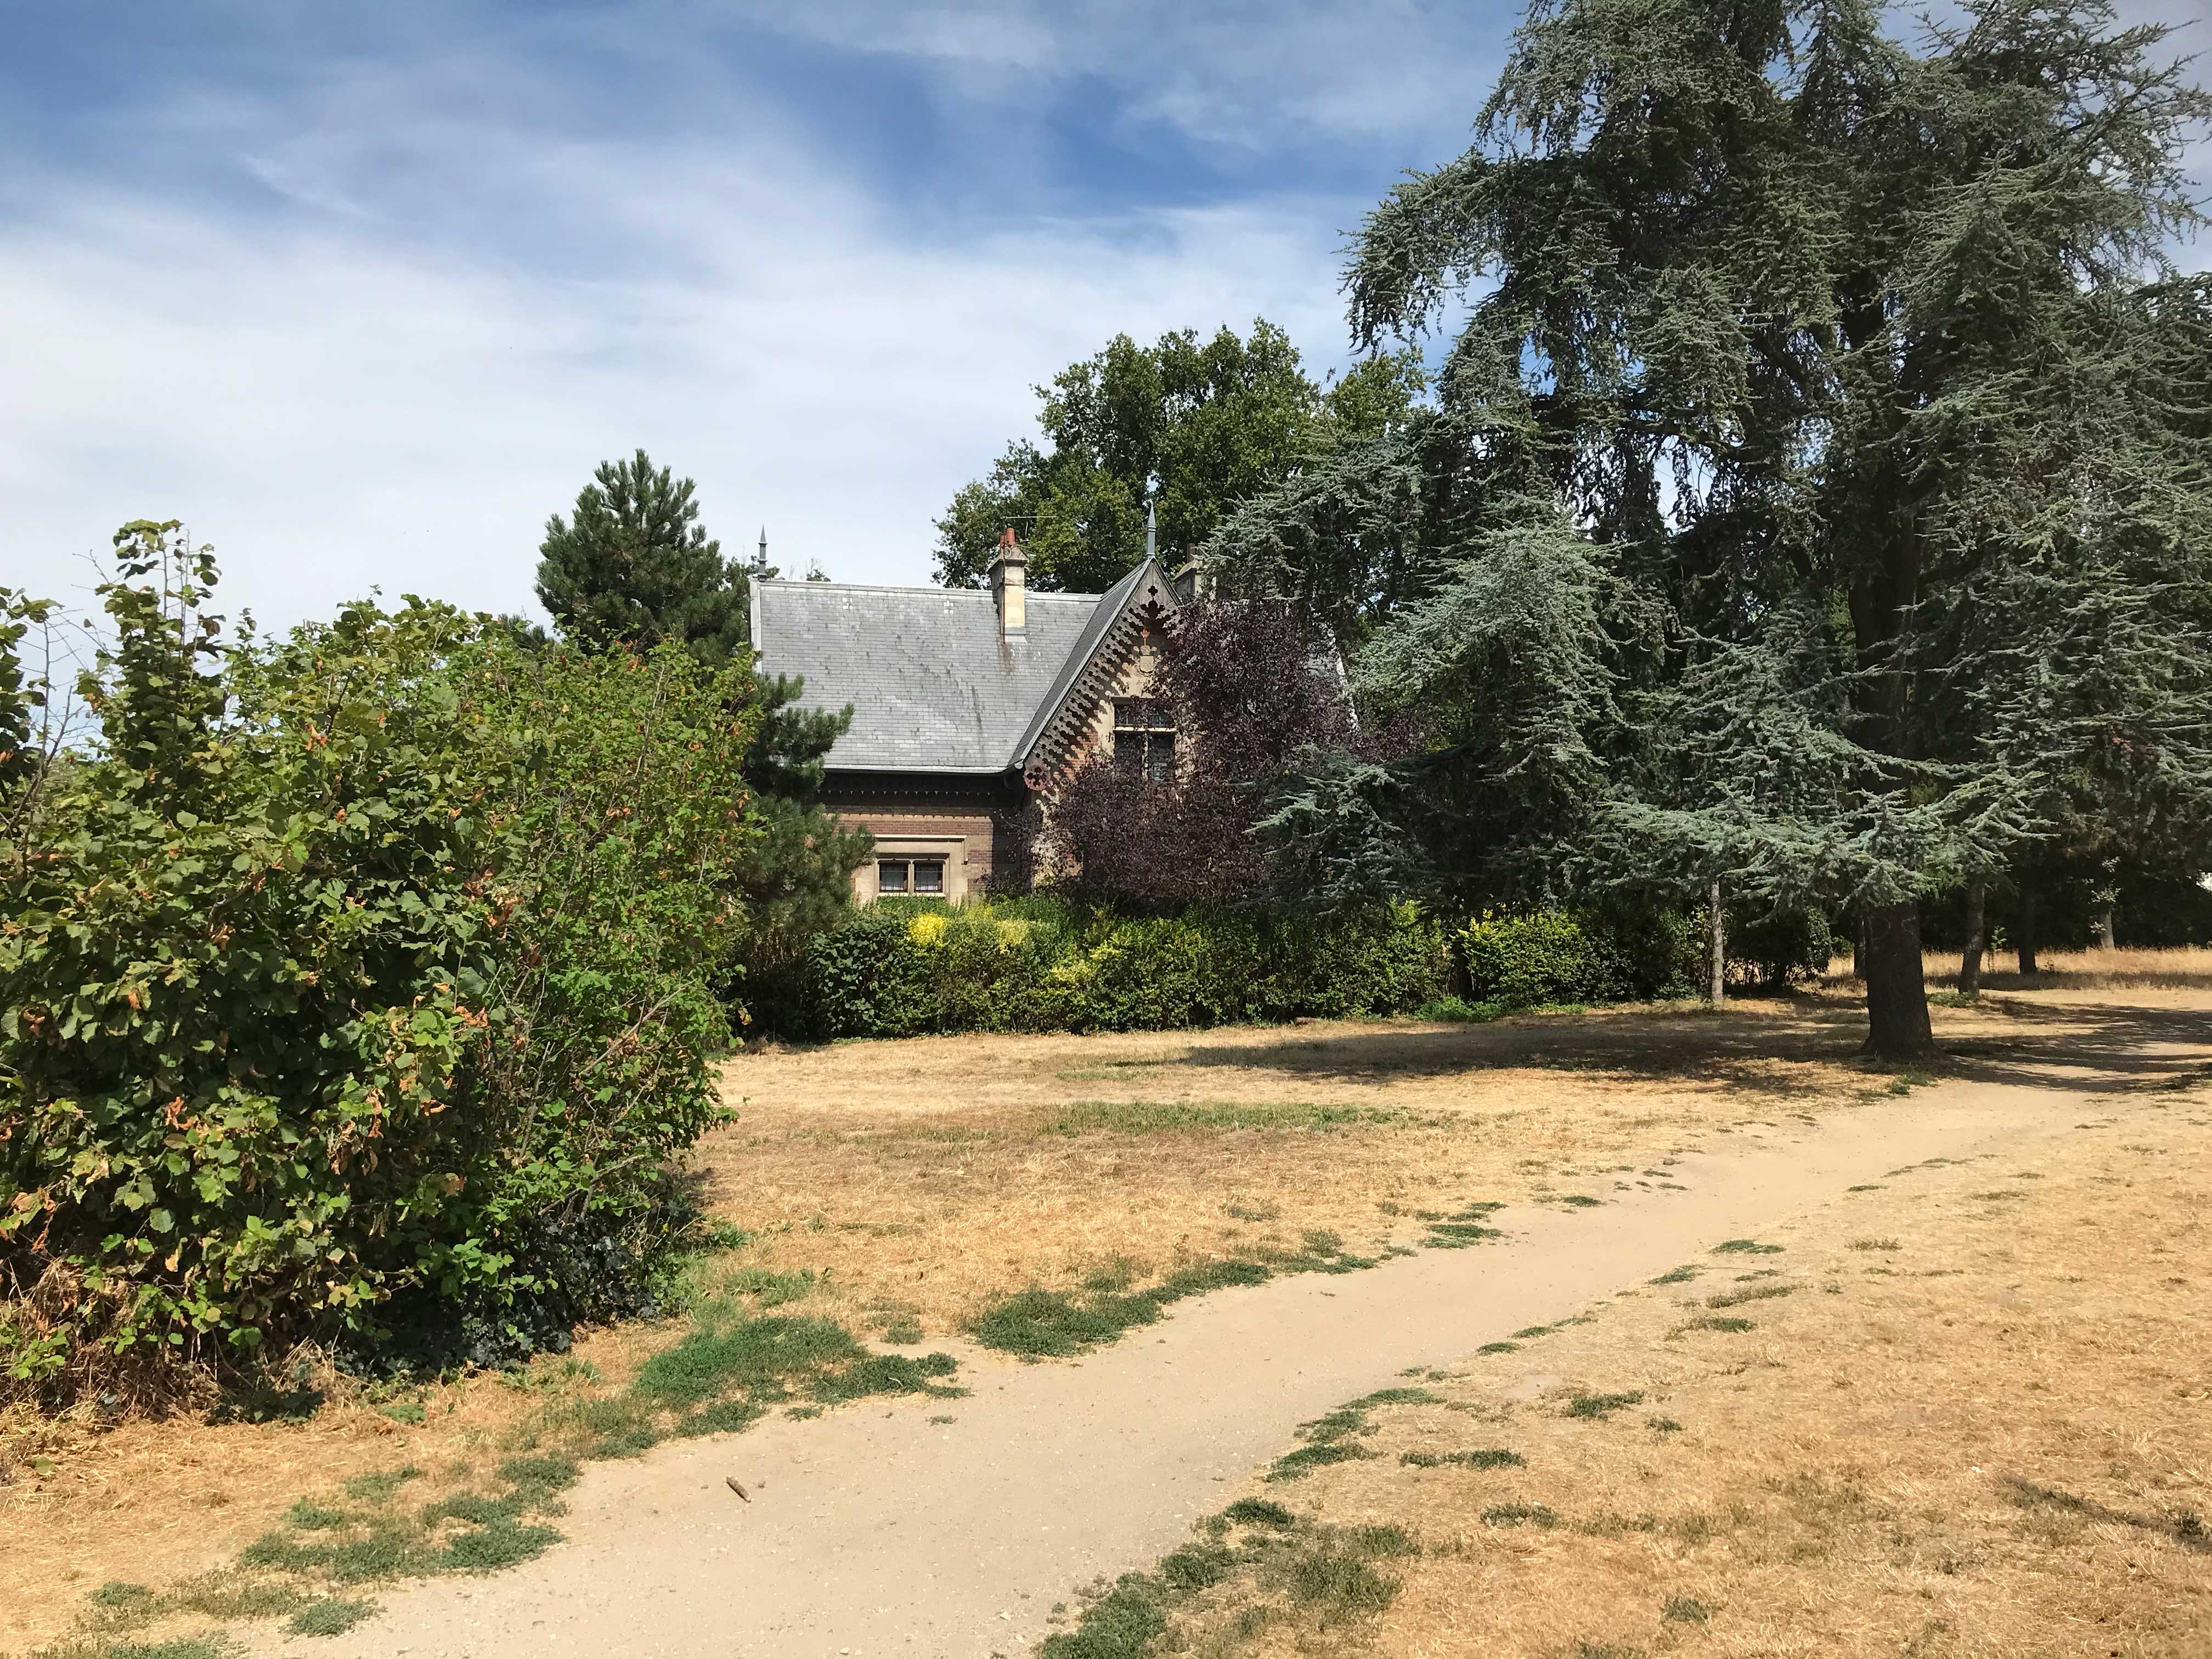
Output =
[
  {"x1": 1476, "y1": 1340, "x2": 1519, "y2": 1354},
  {"x1": 1705, "y1": 1283, "x2": 1795, "y2": 1309},
  {"x1": 1401, "y1": 1448, "x2": 1523, "y2": 1469},
  {"x1": 1481, "y1": 1502, "x2": 1560, "y2": 1528},
  {"x1": 1648, "y1": 1265, "x2": 1699, "y2": 1285},
  {"x1": 287, "y1": 1599, "x2": 377, "y2": 1637},
  {"x1": 1288, "y1": 1551, "x2": 1399, "y2": 1615},
  {"x1": 1425, "y1": 1221, "x2": 1504, "y2": 1246},
  {"x1": 1044, "y1": 1100, "x2": 1391, "y2": 1135},
  {"x1": 971, "y1": 1241, "x2": 1374, "y2": 1359},
  {"x1": 1044, "y1": 1514, "x2": 1415, "y2": 1657},
  {"x1": 1710, "y1": 1239, "x2": 1783, "y2": 1255},
  {"x1": 1039, "y1": 1574, "x2": 1169, "y2": 1658},
  {"x1": 1564, "y1": 1391, "x2": 1644, "y2": 1419},
  {"x1": 1686, "y1": 1315, "x2": 1756, "y2": 1333}
]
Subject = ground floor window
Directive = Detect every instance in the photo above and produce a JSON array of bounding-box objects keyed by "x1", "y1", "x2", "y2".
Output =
[{"x1": 878, "y1": 857, "x2": 945, "y2": 896}]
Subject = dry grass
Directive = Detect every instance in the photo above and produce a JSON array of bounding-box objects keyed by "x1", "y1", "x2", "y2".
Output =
[
  {"x1": 1916, "y1": 943, "x2": 2212, "y2": 991},
  {"x1": 5, "y1": 973, "x2": 2208, "y2": 1652},
  {"x1": 1098, "y1": 1100, "x2": 2212, "y2": 1658},
  {"x1": 693, "y1": 999, "x2": 1894, "y2": 1343}
]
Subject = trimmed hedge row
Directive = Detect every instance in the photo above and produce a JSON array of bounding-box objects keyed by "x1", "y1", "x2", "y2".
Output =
[
  {"x1": 755, "y1": 895, "x2": 1839, "y2": 1045},
  {"x1": 1458, "y1": 905, "x2": 1702, "y2": 1006},
  {"x1": 764, "y1": 900, "x2": 1449, "y2": 1040},
  {"x1": 1456, "y1": 902, "x2": 1833, "y2": 1007}
]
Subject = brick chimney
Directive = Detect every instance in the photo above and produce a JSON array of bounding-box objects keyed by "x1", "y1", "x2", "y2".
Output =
[{"x1": 989, "y1": 527, "x2": 1026, "y2": 640}]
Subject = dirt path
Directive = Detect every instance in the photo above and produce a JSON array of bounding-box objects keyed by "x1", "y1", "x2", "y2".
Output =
[{"x1": 276, "y1": 1056, "x2": 2197, "y2": 1659}]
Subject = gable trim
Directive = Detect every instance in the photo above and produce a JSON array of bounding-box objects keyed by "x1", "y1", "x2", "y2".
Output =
[{"x1": 1013, "y1": 557, "x2": 1181, "y2": 785}]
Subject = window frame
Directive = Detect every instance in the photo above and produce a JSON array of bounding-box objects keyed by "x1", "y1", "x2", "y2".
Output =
[{"x1": 1112, "y1": 696, "x2": 1178, "y2": 783}]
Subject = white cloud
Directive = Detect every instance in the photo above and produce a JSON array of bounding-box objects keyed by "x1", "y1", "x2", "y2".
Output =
[
  {"x1": 2, "y1": 0, "x2": 2199, "y2": 640},
  {"x1": 0, "y1": 136, "x2": 1353, "y2": 631},
  {"x1": 689, "y1": 0, "x2": 1508, "y2": 149}
]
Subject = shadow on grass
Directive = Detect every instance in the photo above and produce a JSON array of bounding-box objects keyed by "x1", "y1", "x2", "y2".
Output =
[
  {"x1": 2000, "y1": 1476, "x2": 2209, "y2": 1552},
  {"x1": 1174, "y1": 989, "x2": 2212, "y2": 1104}
]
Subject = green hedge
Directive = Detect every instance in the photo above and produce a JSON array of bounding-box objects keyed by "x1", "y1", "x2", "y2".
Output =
[
  {"x1": 1456, "y1": 905, "x2": 1704, "y2": 1007},
  {"x1": 1455, "y1": 901, "x2": 1835, "y2": 1006},
  {"x1": 779, "y1": 900, "x2": 1449, "y2": 1040},
  {"x1": 781, "y1": 894, "x2": 1836, "y2": 1040}
]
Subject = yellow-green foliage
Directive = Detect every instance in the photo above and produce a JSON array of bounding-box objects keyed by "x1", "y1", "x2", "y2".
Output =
[
  {"x1": 1455, "y1": 906, "x2": 1701, "y2": 1007},
  {"x1": 792, "y1": 899, "x2": 1447, "y2": 1039}
]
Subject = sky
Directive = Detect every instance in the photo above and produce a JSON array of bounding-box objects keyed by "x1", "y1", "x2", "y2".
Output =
[{"x1": 2, "y1": 1, "x2": 2204, "y2": 633}]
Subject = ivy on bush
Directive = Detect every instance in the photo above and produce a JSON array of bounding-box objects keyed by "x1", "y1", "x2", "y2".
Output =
[{"x1": 1, "y1": 525, "x2": 758, "y2": 1397}]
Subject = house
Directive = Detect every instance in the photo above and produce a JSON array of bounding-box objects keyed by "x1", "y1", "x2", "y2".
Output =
[{"x1": 749, "y1": 533, "x2": 1185, "y2": 900}]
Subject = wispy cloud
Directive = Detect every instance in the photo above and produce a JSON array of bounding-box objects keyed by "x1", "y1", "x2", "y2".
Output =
[
  {"x1": 0, "y1": 0, "x2": 2200, "y2": 633},
  {"x1": 0, "y1": 143, "x2": 1350, "y2": 627}
]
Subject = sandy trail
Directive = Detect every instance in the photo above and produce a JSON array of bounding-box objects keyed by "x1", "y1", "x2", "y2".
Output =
[{"x1": 295, "y1": 1058, "x2": 2197, "y2": 1659}]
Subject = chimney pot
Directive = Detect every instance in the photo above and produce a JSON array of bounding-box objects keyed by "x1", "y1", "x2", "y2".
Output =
[{"x1": 989, "y1": 529, "x2": 1026, "y2": 640}]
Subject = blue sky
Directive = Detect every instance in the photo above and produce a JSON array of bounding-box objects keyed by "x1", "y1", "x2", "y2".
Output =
[{"x1": 2, "y1": 2, "x2": 2203, "y2": 629}]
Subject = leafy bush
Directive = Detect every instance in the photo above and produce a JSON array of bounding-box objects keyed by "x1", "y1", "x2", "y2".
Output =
[
  {"x1": 1726, "y1": 902, "x2": 1835, "y2": 987},
  {"x1": 1, "y1": 527, "x2": 757, "y2": 1400},
  {"x1": 778, "y1": 900, "x2": 1448, "y2": 1039},
  {"x1": 1456, "y1": 904, "x2": 1705, "y2": 1007},
  {"x1": 1458, "y1": 911, "x2": 1611, "y2": 1006}
]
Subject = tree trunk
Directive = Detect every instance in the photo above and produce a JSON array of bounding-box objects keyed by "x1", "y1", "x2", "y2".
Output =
[
  {"x1": 1959, "y1": 883, "x2": 1985, "y2": 998},
  {"x1": 2016, "y1": 885, "x2": 2039, "y2": 975},
  {"x1": 1863, "y1": 900, "x2": 1934, "y2": 1057},
  {"x1": 2094, "y1": 895, "x2": 2117, "y2": 950},
  {"x1": 1706, "y1": 877, "x2": 1726, "y2": 1006}
]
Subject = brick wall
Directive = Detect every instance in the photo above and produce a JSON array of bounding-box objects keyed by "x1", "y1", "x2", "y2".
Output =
[{"x1": 822, "y1": 771, "x2": 1035, "y2": 896}]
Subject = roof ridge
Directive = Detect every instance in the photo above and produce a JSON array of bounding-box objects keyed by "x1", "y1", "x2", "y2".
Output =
[{"x1": 755, "y1": 578, "x2": 1108, "y2": 600}]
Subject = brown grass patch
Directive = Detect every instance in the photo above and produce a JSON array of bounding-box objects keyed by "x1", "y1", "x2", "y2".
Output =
[
  {"x1": 1916, "y1": 943, "x2": 2212, "y2": 992},
  {"x1": 5, "y1": 975, "x2": 2205, "y2": 1651},
  {"x1": 1108, "y1": 1101, "x2": 2212, "y2": 1657}
]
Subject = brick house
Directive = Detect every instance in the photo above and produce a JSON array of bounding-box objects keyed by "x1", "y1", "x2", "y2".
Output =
[{"x1": 749, "y1": 534, "x2": 1184, "y2": 901}]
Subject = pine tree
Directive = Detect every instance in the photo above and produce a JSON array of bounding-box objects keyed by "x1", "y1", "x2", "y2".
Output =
[
  {"x1": 533, "y1": 457, "x2": 869, "y2": 988},
  {"x1": 536, "y1": 449, "x2": 749, "y2": 664},
  {"x1": 1210, "y1": 0, "x2": 2212, "y2": 1055}
]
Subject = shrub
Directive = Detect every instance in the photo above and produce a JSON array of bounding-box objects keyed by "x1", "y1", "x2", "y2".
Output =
[
  {"x1": 1458, "y1": 911, "x2": 1611, "y2": 1006},
  {"x1": 1727, "y1": 902, "x2": 1835, "y2": 987},
  {"x1": 1, "y1": 528, "x2": 757, "y2": 1400},
  {"x1": 780, "y1": 900, "x2": 1448, "y2": 1040},
  {"x1": 1456, "y1": 903, "x2": 1705, "y2": 1007}
]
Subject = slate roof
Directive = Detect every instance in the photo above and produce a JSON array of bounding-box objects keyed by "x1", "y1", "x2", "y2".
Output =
[
  {"x1": 750, "y1": 561, "x2": 1179, "y2": 775},
  {"x1": 750, "y1": 571, "x2": 1127, "y2": 774}
]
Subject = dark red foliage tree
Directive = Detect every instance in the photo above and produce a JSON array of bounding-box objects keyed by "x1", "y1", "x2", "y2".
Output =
[{"x1": 1045, "y1": 600, "x2": 1375, "y2": 908}]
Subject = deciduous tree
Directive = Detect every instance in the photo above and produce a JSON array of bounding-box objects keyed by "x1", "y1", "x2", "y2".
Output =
[{"x1": 938, "y1": 324, "x2": 1423, "y2": 593}]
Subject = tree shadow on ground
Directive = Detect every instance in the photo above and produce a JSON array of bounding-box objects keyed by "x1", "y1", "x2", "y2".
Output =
[
  {"x1": 1937, "y1": 995, "x2": 2212, "y2": 1096},
  {"x1": 1177, "y1": 991, "x2": 2212, "y2": 1105}
]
